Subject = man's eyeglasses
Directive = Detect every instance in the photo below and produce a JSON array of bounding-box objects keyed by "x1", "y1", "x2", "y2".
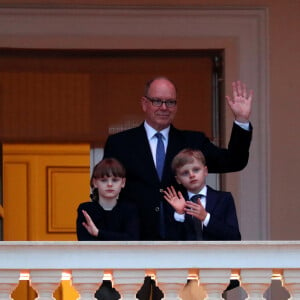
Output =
[{"x1": 145, "y1": 96, "x2": 177, "y2": 108}]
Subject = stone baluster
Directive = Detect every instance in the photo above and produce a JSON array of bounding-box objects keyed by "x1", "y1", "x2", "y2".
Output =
[
  {"x1": 240, "y1": 269, "x2": 272, "y2": 300},
  {"x1": 0, "y1": 270, "x2": 20, "y2": 300},
  {"x1": 72, "y1": 269, "x2": 103, "y2": 300},
  {"x1": 156, "y1": 269, "x2": 189, "y2": 300},
  {"x1": 283, "y1": 269, "x2": 300, "y2": 299},
  {"x1": 30, "y1": 270, "x2": 62, "y2": 300},
  {"x1": 199, "y1": 269, "x2": 232, "y2": 300},
  {"x1": 113, "y1": 269, "x2": 145, "y2": 300}
]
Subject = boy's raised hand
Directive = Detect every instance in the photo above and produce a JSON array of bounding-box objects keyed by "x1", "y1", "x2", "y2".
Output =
[{"x1": 163, "y1": 186, "x2": 186, "y2": 214}]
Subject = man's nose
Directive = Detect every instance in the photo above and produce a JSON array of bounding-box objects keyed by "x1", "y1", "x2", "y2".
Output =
[{"x1": 160, "y1": 102, "x2": 168, "y2": 109}]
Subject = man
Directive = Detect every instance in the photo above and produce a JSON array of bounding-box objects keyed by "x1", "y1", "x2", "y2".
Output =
[{"x1": 103, "y1": 76, "x2": 253, "y2": 241}]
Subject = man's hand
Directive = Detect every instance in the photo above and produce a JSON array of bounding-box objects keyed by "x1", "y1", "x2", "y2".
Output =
[
  {"x1": 163, "y1": 186, "x2": 186, "y2": 214},
  {"x1": 226, "y1": 81, "x2": 253, "y2": 123},
  {"x1": 82, "y1": 210, "x2": 99, "y2": 237}
]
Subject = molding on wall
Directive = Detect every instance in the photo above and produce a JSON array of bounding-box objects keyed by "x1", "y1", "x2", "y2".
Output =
[{"x1": 0, "y1": 7, "x2": 269, "y2": 239}]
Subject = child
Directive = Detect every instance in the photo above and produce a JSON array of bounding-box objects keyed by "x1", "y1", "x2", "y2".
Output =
[
  {"x1": 76, "y1": 157, "x2": 139, "y2": 241},
  {"x1": 164, "y1": 148, "x2": 241, "y2": 241},
  {"x1": 76, "y1": 158, "x2": 140, "y2": 300}
]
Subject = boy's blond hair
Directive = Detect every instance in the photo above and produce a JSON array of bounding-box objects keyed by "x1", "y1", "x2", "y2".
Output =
[{"x1": 171, "y1": 149, "x2": 206, "y2": 174}]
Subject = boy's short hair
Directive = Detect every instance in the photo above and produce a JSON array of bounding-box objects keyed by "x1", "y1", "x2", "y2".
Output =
[
  {"x1": 90, "y1": 157, "x2": 126, "y2": 188},
  {"x1": 171, "y1": 149, "x2": 206, "y2": 174}
]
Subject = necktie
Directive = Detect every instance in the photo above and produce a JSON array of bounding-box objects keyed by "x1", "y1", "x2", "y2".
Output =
[
  {"x1": 190, "y1": 194, "x2": 204, "y2": 204},
  {"x1": 155, "y1": 132, "x2": 165, "y2": 180},
  {"x1": 155, "y1": 132, "x2": 166, "y2": 238},
  {"x1": 190, "y1": 194, "x2": 203, "y2": 240}
]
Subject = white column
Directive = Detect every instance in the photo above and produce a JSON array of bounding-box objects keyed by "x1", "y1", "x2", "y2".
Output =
[
  {"x1": 199, "y1": 269, "x2": 231, "y2": 300},
  {"x1": 156, "y1": 269, "x2": 188, "y2": 300},
  {"x1": 0, "y1": 270, "x2": 20, "y2": 300},
  {"x1": 113, "y1": 269, "x2": 145, "y2": 300},
  {"x1": 72, "y1": 269, "x2": 103, "y2": 300},
  {"x1": 283, "y1": 269, "x2": 300, "y2": 300},
  {"x1": 30, "y1": 270, "x2": 62, "y2": 300},
  {"x1": 240, "y1": 269, "x2": 272, "y2": 300}
]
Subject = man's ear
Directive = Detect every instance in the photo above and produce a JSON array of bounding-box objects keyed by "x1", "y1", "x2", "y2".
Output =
[{"x1": 141, "y1": 96, "x2": 147, "y2": 112}]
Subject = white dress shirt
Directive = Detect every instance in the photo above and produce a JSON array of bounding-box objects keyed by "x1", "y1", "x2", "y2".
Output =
[{"x1": 234, "y1": 120, "x2": 250, "y2": 130}]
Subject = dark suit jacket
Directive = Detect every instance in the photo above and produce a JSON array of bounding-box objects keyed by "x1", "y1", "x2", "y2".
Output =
[
  {"x1": 180, "y1": 186, "x2": 241, "y2": 241},
  {"x1": 103, "y1": 122, "x2": 252, "y2": 240}
]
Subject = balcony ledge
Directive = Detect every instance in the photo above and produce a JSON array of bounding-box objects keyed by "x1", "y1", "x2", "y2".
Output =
[{"x1": 1, "y1": 241, "x2": 300, "y2": 270}]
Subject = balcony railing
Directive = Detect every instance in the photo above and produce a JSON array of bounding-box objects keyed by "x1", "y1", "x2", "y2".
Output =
[{"x1": 0, "y1": 241, "x2": 300, "y2": 299}]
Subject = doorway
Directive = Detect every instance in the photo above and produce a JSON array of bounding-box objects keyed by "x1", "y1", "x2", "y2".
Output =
[
  {"x1": 0, "y1": 49, "x2": 222, "y2": 299},
  {"x1": 0, "y1": 49, "x2": 223, "y2": 241}
]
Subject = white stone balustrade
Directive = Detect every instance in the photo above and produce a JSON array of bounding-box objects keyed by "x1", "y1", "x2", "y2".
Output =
[
  {"x1": 156, "y1": 269, "x2": 189, "y2": 299},
  {"x1": 72, "y1": 269, "x2": 104, "y2": 300},
  {"x1": 283, "y1": 269, "x2": 300, "y2": 300},
  {"x1": 0, "y1": 241, "x2": 300, "y2": 299},
  {"x1": 0, "y1": 270, "x2": 20, "y2": 300},
  {"x1": 199, "y1": 269, "x2": 232, "y2": 300},
  {"x1": 240, "y1": 269, "x2": 272, "y2": 300},
  {"x1": 113, "y1": 269, "x2": 145, "y2": 300}
]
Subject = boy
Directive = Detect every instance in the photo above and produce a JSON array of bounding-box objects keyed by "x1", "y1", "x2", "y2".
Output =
[{"x1": 164, "y1": 148, "x2": 241, "y2": 241}]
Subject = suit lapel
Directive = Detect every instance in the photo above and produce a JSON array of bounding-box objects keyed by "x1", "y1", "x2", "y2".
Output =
[
  {"x1": 205, "y1": 186, "x2": 218, "y2": 213},
  {"x1": 162, "y1": 125, "x2": 184, "y2": 184},
  {"x1": 165, "y1": 125, "x2": 184, "y2": 163}
]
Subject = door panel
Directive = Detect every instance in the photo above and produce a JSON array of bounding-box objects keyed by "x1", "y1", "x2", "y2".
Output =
[{"x1": 2, "y1": 144, "x2": 90, "y2": 241}]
